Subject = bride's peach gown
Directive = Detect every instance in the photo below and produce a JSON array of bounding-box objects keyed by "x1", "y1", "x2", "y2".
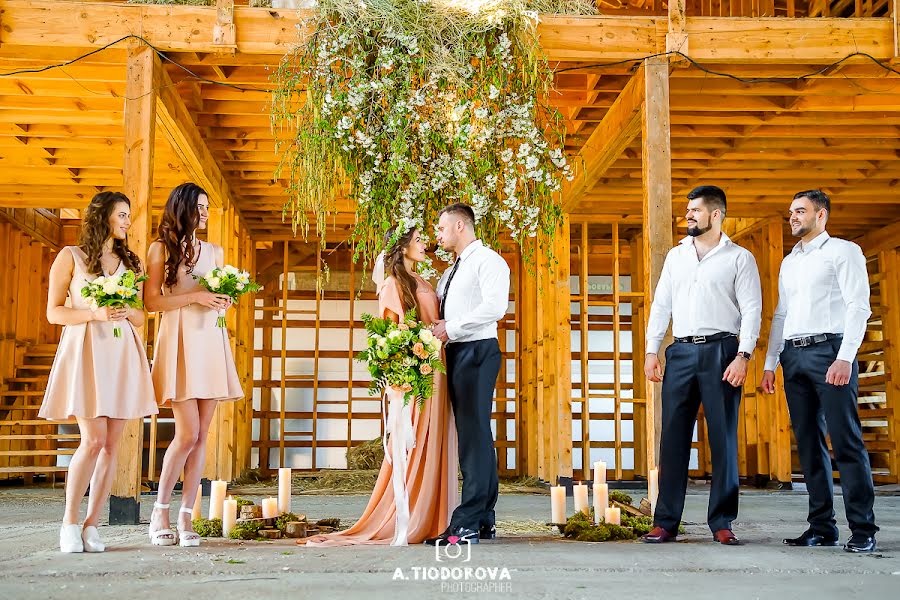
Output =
[{"x1": 303, "y1": 274, "x2": 459, "y2": 546}]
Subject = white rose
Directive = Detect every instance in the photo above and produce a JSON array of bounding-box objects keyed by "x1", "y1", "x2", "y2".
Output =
[
  {"x1": 207, "y1": 276, "x2": 221, "y2": 289},
  {"x1": 224, "y1": 265, "x2": 239, "y2": 275},
  {"x1": 387, "y1": 330, "x2": 402, "y2": 340},
  {"x1": 102, "y1": 281, "x2": 118, "y2": 295},
  {"x1": 93, "y1": 276, "x2": 106, "y2": 286},
  {"x1": 376, "y1": 336, "x2": 387, "y2": 347},
  {"x1": 236, "y1": 282, "x2": 245, "y2": 291},
  {"x1": 419, "y1": 329, "x2": 435, "y2": 344}
]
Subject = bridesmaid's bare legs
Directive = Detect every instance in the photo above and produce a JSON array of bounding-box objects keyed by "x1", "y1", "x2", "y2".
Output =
[
  {"x1": 64, "y1": 417, "x2": 108, "y2": 525},
  {"x1": 152, "y1": 400, "x2": 201, "y2": 535},
  {"x1": 83, "y1": 418, "x2": 127, "y2": 528},
  {"x1": 177, "y1": 399, "x2": 217, "y2": 534}
]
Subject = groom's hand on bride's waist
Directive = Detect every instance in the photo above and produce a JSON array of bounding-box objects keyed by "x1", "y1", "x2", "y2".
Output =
[{"x1": 432, "y1": 320, "x2": 449, "y2": 342}]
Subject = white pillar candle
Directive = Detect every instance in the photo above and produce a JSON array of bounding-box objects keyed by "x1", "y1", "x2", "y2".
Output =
[
  {"x1": 223, "y1": 496, "x2": 238, "y2": 538},
  {"x1": 209, "y1": 480, "x2": 227, "y2": 521},
  {"x1": 648, "y1": 468, "x2": 659, "y2": 517},
  {"x1": 191, "y1": 484, "x2": 203, "y2": 522},
  {"x1": 550, "y1": 485, "x2": 566, "y2": 524},
  {"x1": 278, "y1": 467, "x2": 292, "y2": 515},
  {"x1": 262, "y1": 497, "x2": 279, "y2": 519},
  {"x1": 592, "y1": 483, "x2": 609, "y2": 524},
  {"x1": 593, "y1": 460, "x2": 607, "y2": 485},
  {"x1": 604, "y1": 506, "x2": 621, "y2": 526},
  {"x1": 573, "y1": 482, "x2": 589, "y2": 515}
]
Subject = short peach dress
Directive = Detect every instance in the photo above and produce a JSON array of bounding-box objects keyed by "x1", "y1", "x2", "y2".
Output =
[
  {"x1": 151, "y1": 240, "x2": 243, "y2": 404},
  {"x1": 39, "y1": 246, "x2": 158, "y2": 421},
  {"x1": 304, "y1": 274, "x2": 459, "y2": 546}
]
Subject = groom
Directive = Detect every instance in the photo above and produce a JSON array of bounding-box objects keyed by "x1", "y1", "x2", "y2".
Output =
[{"x1": 427, "y1": 202, "x2": 510, "y2": 545}]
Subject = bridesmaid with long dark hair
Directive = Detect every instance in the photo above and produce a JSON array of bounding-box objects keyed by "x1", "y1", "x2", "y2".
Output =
[
  {"x1": 145, "y1": 183, "x2": 243, "y2": 547},
  {"x1": 39, "y1": 191, "x2": 158, "y2": 553}
]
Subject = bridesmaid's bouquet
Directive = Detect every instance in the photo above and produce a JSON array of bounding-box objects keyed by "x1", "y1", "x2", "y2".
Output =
[
  {"x1": 357, "y1": 309, "x2": 445, "y2": 408},
  {"x1": 81, "y1": 270, "x2": 147, "y2": 338},
  {"x1": 194, "y1": 265, "x2": 262, "y2": 327}
]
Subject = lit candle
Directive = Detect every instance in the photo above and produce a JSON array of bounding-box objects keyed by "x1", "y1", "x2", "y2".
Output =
[
  {"x1": 604, "y1": 506, "x2": 621, "y2": 525},
  {"x1": 648, "y1": 468, "x2": 659, "y2": 517},
  {"x1": 191, "y1": 484, "x2": 203, "y2": 522},
  {"x1": 278, "y1": 467, "x2": 292, "y2": 515},
  {"x1": 592, "y1": 483, "x2": 609, "y2": 524},
  {"x1": 262, "y1": 497, "x2": 279, "y2": 519},
  {"x1": 593, "y1": 460, "x2": 607, "y2": 485},
  {"x1": 222, "y1": 496, "x2": 237, "y2": 538},
  {"x1": 550, "y1": 485, "x2": 566, "y2": 524},
  {"x1": 209, "y1": 480, "x2": 227, "y2": 521},
  {"x1": 573, "y1": 482, "x2": 589, "y2": 515}
]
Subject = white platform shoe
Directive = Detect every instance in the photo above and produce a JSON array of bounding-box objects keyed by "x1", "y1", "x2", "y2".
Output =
[
  {"x1": 60, "y1": 524, "x2": 84, "y2": 553},
  {"x1": 148, "y1": 502, "x2": 177, "y2": 546},
  {"x1": 177, "y1": 506, "x2": 201, "y2": 547},
  {"x1": 81, "y1": 525, "x2": 105, "y2": 552}
]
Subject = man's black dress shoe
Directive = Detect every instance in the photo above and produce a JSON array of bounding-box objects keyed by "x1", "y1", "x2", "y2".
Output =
[
  {"x1": 424, "y1": 526, "x2": 480, "y2": 546},
  {"x1": 782, "y1": 530, "x2": 839, "y2": 547},
  {"x1": 479, "y1": 524, "x2": 496, "y2": 540},
  {"x1": 844, "y1": 534, "x2": 876, "y2": 553}
]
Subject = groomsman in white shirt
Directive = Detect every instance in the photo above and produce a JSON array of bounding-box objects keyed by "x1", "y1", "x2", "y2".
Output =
[
  {"x1": 426, "y1": 203, "x2": 510, "y2": 546},
  {"x1": 761, "y1": 190, "x2": 878, "y2": 553},
  {"x1": 642, "y1": 185, "x2": 762, "y2": 546}
]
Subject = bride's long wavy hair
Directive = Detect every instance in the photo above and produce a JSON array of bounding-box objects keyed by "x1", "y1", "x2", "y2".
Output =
[
  {"x1": 156, "y1": 183, "x2": 206, "y2": 288},
  {"x1": 382, "y1": 225, "x2": 420, "y2": 316},
  {"x1": 78, "y1": 191, "x2": 142, "y2": 275}
]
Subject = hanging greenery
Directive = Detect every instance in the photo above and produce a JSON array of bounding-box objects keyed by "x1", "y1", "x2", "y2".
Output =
[{"x1": 272, "y1": 0, "x2": 595, "y2": 276}]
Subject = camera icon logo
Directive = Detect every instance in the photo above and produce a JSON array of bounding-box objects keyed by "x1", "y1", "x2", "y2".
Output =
[{"x1": 434, "y1": 535, "x2": 472, "y2": 562}]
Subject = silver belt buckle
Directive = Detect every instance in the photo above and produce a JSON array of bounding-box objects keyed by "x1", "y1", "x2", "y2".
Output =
[
  {"x1": 692, "y1": 335, "x2": 707, "y2": 344},
  {"x1": 792, "y1": 337, "x2": 810, "y2": 348}
]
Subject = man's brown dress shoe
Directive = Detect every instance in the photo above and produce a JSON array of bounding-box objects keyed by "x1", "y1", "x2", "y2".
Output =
[
  {"x1": 642, "y1": 526, "x2": 677, "y2": 543},
  {"x1": 713, "y1": 529, "x2": 741, "y2": 545}
]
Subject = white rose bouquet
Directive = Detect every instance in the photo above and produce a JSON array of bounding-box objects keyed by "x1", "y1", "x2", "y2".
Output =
[
  {"x1": 193, "y1": 265, "x2": 262, "y2": 327},
  {"x1": 80, "y1": 270, "x2": 147, "y2": 338}
]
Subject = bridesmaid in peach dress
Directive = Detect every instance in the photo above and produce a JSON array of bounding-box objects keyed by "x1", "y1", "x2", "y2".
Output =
[
  {"x1": 39, "y1": 191, "x2": 158, "y2": 553},
  {"x1": 304, "y1": 225, "x2": 459, "y2": 547},
  {"x1": 145, "y1": 183, "x2": 243, "y2": 547}
]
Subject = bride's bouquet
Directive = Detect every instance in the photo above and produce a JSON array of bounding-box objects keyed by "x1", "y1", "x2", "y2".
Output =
[
  {"x1": 81, "y1": 270, "x2": 147, "y2": 338},
  {"x1": 357, "y1": 309, "x2": 444, "y2": 408},
  {"x1": 194, "y1": 265, "x2": 262, "y2": 327}
]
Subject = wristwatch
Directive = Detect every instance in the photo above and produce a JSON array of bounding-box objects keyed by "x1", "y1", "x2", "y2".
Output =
[{"x1": 736, "y1": 351, "x2": 752, "y2": 361}]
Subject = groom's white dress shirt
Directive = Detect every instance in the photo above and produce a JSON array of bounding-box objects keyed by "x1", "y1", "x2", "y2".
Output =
[{"x1": 437, "y1": 240, "x2": 510, "y2": 343}]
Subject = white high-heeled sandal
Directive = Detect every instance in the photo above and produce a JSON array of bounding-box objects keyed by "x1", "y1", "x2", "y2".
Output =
[
  {"x1": 177, "y1": 506, "x2": 201, "y2": 547},
  {"x1": 148, "y1": 502, "x2": 177, "y2": 546},
  {"x1": 82, "y1": 525, "x2": 105, "y2": 553},
  {"x1": 60, "y1": 523, "x2": 84, "y2": 553}
]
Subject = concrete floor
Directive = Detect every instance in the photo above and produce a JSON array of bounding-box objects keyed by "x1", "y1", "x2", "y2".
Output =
[{"x1": 0, "y1": 485, "x2": 897, "y2": 599}]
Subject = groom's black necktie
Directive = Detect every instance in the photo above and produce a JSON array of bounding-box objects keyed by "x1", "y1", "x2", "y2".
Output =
[{"x1": 439, "y1": 259, "x2": 462, "y2": 320}]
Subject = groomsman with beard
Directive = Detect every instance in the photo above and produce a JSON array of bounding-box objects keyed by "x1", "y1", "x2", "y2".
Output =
[
  {"x1": 642, "y1": 185, "x2": 762, "y2": 546},
  {"x1": 761, "y1": 190, "x2": 878, "y2": 553}
]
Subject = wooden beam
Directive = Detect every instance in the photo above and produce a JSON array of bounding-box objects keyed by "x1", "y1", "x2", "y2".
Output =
[
  {"x1": 561, "y1": 65, "x2": 645, "y2": 211},
  {"x1": 641, "y1": 56, "x2": 673, "y2": 474},
  {"x1": 109, "y1": 44, "x2": 159, "y2": 525},
  {"x1": 856, "y1": 219, "x2": 900, "y2": 256}
]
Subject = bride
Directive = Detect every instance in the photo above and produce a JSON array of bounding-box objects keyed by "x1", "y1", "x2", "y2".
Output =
[{"x1": 302, "y1": 224, "x2": 459, "y2": 546}]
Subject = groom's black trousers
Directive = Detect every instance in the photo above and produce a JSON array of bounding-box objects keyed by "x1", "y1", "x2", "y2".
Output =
[
  {"x1": 446, "y1": 338, "x2": 502, "y2": 531},
  {"x1": 654, "y1": 335, "x2": 741, "y2": 534}
]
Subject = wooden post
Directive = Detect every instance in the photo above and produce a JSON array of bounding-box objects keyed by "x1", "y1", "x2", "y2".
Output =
[
  {"x1": 110, "y1": 44, "x2": 160, "y2": 524},
  {"x1": 641, "y1": 56, "x2": 673, "y2": 474},
  {"x1": 879, "y1": 249, "x2": 900, "y2": 483}
]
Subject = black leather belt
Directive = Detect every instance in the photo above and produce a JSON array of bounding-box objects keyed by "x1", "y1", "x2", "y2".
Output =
[
  {"x1": 787, "y1": 333, "x2": 842, "y2": 348},
  {"x1": 673, "y1": 332, "x2": 736, "y2": 344}
]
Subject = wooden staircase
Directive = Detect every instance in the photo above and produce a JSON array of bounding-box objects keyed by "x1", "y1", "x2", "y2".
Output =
[{"x1": 0, "y1": 343, "x2": 77, "y2": 483}]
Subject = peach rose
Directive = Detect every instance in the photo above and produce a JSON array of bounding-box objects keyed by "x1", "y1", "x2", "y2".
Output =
[
  {"x1": 420, "y1": 364, "x2": 433, "y2": 375},
  {"x1": 398, "y1": 323, "x2": 410, "y2": 331},
  {"x1": 400, "y1": 383, "x2": 413, "y2": 392},
  {"x1": 413, "y1": 342, "x2": 428, "y2": 359}
]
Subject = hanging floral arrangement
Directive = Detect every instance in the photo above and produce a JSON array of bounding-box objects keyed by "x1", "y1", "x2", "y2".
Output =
[{"x1": 272, "y1": 0, "x2": 595, "y2": 276}]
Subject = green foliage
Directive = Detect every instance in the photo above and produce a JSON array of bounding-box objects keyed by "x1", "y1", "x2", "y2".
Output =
[
  {"x1": 275, "y1": 512, "x2": 303, "y2": 533},
  {"x1": 562, "y1": 510, "x2": 638, "y2": 542},
  {"x1": 609, "y1": 490, "x2": 633, "y2": 506},
  {"x1": 356, "y1": 310, "x2": 446, "y2": 407},
  {"x1": 229, "y1": 520, "x2": 264, "y2": 540},
  {"x1": 234, "y1": 497, "x2": 254, "y2": 509},
  {"x1": 271, "y1": 0, "x2": 596, "y2": 271},
  {"x1": 192, "y1": 518, "x2": 223, "y2": 538}
]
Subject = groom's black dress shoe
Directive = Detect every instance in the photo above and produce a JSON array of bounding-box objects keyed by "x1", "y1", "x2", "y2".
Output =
[
  {"x1": 782, "y1": 529, "x2": 839, "y2": 547},
  {"x1": 479, "y1": 524, "x2": 496, "y2": 540},
  {"x1": 424, "y1": 526, "x2": 480, "y2": 546},
  {"x1": 844, "y1": 534, "x2": 877, "y2": 553}
]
